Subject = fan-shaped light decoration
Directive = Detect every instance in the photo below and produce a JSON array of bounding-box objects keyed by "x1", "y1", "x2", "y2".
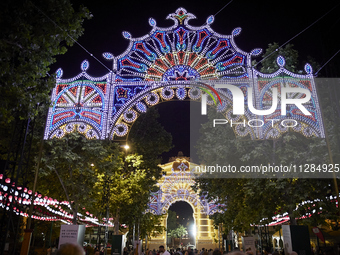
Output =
[{"x1": 45, "y1": 8, "x2": 325, "y2": 142}]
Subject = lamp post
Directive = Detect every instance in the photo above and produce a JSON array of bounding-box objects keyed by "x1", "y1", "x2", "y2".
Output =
[
  {"x1": 112, "y1": 144, "x2": 130, "y2": 236},
  {"x1": 122, "y1": 144, "x2": 140, "y2": 254}
]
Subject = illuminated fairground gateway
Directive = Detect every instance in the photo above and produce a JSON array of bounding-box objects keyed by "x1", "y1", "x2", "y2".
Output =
[
  {"x1": 41, "y1": 6, "x2": 326, "y2": 249},
  {"x1": 44, "y1": 7, "x2": 325, "y2": 141},
  {"x1": 146, "y1": 153, "x2": 222, "y2": 250}
]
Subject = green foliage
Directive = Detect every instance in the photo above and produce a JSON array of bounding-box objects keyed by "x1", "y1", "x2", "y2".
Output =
[
  {"x1": 40, "y1": 132, "x2": 120, "y2": 224},
  {"x1": 167, "y1": 210, "x2": 178, "y2": 231},
  {"x1": 120, "y1": 107, "x2": 173, "y2": 236},
  {"x1": 174, "y1": 224, "x2": 187, "y2": 238},
  {"x1": 256, "y1": 43, "x2": 299, "y2": 73},
  {"x1": 167, "y1": 224, "x2": 187, "y2": 247},
  {"x1": 139, "y1": 213, "x2": 166, "y2": 239},
  {"x1": 195, "y1": 108, "x2": 336, "y2": 232},
  {"x1": 0, "y1": 0, "x2": 91, "y2": 124},
  {"x1": 129, "y1": 107, "x2": 173, "y2": 175},
  {"x1": 0, "y1": 0, "x2": 91, "y2": 185},
  {"x1": 38, "y1": 107, "x2": 173, "y2": 237},
  {"x1": 95, "y1": 153, "x2": 150, "y2": 224}
]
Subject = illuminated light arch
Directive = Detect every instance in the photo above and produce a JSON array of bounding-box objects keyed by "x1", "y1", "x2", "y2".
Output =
[
  {"x1": 44, "y1": 8, "x2": 325, "y2": 140},
  {"x1": 145, "y1": 155, "x2": 223, "y2": 250}
]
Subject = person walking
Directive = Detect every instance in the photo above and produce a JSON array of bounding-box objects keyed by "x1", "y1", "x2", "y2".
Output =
[{"x1": 159, "y1": 246, "x2": 171, "y2": 255}]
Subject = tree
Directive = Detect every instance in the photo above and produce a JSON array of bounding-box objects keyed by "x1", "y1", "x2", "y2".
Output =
[
  {"x1": 195, "y1": 101, "x2": 335, "y2": 232},
  {"x1": 168, "y1": 229, "x2": 177, "y2": 248},
  {"x1": 39, "y1": 107, "x2": 172, "y2": 241},
  {"x1": 129, "y1": 107, "x2": 173, "y2": 176},
  {"x1": 167, "y1": 210, "x2": 178, "y2": 231},
  {"x1": 139, "y1": 213, "x2": 166, "y2": 240},
  {"x1": 95, "y1": 153, "x2": 150, "y2": 234},
  {"x1": 118, "y1": 107, "x2": 173, "y2": 238},
  {"x1": 175, "y1": 225, "x2": 187, "y2": 246},
  {"x1": 0, "y1": 0, "x2": 90, "y2": 125},
  {"x1": 40, "y1": 132, "x2": 120, "y2": 224},
  {"x1": 256, "y1": 43, "x2": 299, "y2": 74},
  {"x1": 0, "y1": 5, "x2": 91, "y2": 246},
  {"x1": 167, "y1": 210, "x2": 178, "y2": 247},
  {"x1": 167, "y1": 225, "x2": 187, "y2": 248}
]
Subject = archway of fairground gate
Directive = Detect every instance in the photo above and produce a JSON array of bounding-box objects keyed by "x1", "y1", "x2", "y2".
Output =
[
  {"x1": 167, "y1": 201, "x2": 195, "y2": 249},
  {"x1": 44, "y1": 6, "x2": 325, "y2": 248},
  {"x1": 145, "y1": 153, "x2": 221, "y2": 250}
]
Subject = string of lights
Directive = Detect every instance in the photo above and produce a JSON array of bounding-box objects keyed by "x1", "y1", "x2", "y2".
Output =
[
  {"x1": 315, "y1": 48, "x2": 340, "y2": 76},
  {"x1": 0, "y1": 174, "x2": 108, "y2": 226}
]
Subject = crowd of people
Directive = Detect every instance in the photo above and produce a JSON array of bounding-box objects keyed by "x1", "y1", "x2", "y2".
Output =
[
  {"x1": 56, "y1": 243, "x2": 305, "y2": 255},
  {"x1": 143, "y1": 246, "x2": 223, "y2": 255}
]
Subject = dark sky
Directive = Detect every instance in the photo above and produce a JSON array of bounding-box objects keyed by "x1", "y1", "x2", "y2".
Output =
[
  {"x1": 168, "y1": 201, "x2": 195, "y2": 226},
  {"x1": 52, "y1": 0, "x2": 340, "y2": 163}
]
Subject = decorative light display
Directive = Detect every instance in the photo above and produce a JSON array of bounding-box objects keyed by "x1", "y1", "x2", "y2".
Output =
[
  {"x1": 123, "y1": 110, "x2": 138, "y2": 123},
  {"x1": 175, "y1": 87, "x2": 187, "y2": 100},
  {"x1": 145, "y1": 159, "x2": 223, "y2": 216},
  {"x1": 44, "y1": 7, "x2": 324, "y2": 141},
  {"x1": 0, "y1": 175, "x2": 111, "y2": 226},
  {"x1": 160, "y1": 87, "x2": 175, "y2": 100},
  {"x1": 44, "y1": 63, "x2": 111, "y2": 140},
  {"x1": 146, "y1": 92, "x2": 160, "y2": 106},
  {"x1": 257, "y1": 196, "x2": 338, "y2": 227}
]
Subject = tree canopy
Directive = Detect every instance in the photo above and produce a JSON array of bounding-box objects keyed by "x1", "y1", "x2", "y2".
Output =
[
  {"x1": 0, "y1": 0, "x2": 91, "y2": 182},
  {"x1": 0, "y1": 0, "x2": 91, "y2": 125},
  {"x1": 167, "y1": 210, "x2": 178, "y2": 231}
]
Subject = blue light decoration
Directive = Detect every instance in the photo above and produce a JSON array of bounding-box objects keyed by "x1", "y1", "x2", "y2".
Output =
[
  {"x1": 304, "y1": 63, "x2": 313, "y2": 74},
  {"x1": 206, "y1": 15, "x2": 214, "y2": 25},
  {"x1": 103, "y1": 52, "x2": 114, "y2": 60},
  {"x1": 277, "y1": 55, "x2": 286, "y2": 67},
  {"x1": 232, "y1": 27, "x2": 242, "y2": 36},
  {"x1": 81, "y1": 60, "x2": 89, "y2": 71},
  {"x1": 149, "y1": 17, "x2": 156, "y2": 27},
  {"x1": 136, "y1": 102, "x2": 147, "y2": 113},
  {"x1": 56, "y1": 68, "x2": 63, "y2": 79},
  {"x1": 44, "y1": 7, "x2": 325, "y2": 141},
  {"x1": 122, "y1": 31, "x2": 131, "y2": 39},
  {"x1": 250, "y1": 48, "x2": 262, "y2": 56},
  {"x1": 176, "y1": 87, "x2": 187, "y2": 100}
]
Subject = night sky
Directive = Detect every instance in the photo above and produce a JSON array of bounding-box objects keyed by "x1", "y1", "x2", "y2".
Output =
[
  {"x1": 169, "y1": 201, "x2": 195, "y2": 224},
  {"x1": 54, "y1": 0, "x2": 340, "y2": 75}
]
